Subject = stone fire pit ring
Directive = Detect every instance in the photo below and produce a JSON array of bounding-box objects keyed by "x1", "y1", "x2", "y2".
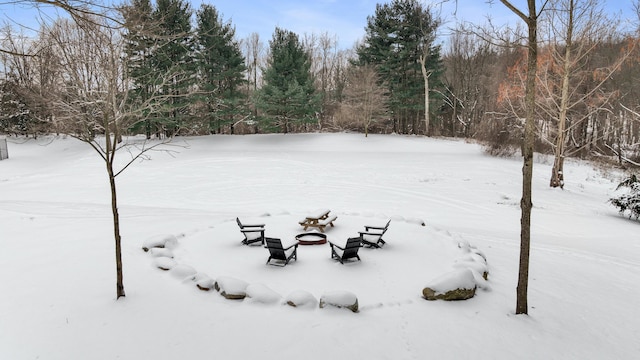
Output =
[{"x1": 295, "y1": 232, "x2": 327, "y2": 245}]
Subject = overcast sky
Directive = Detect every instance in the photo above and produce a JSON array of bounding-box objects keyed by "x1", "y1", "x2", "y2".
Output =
[{"x1": 1, "y1": 0, "x2": 637, "y2": 49}]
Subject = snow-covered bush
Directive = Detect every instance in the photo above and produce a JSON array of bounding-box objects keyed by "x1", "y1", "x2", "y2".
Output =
[{"x1": 610, "y1": 174, "x2": 640, "y2": 220}]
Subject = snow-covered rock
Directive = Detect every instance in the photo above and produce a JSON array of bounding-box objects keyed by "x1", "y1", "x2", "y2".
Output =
[
  {"x1": 149, "y1": 248, "x2": 174, "y2": 258},
  {"x1": 214, "y1": 276, "x2": 249, "y2": 300},
  {"x1": 453, "y1": 253, "x2": 489, "y2": 280},
  {"x1": 192, "y1": 273, "x2": 215, "y2": 291},
  {"x1": 284, "y1": 290, "x2": 318, "y2": 308},
  {"x1": 422, "y1": 268, "x2": 477, "y2": 301},
  {"x1": 169, "y1": 264, "x2": 197, "y2": 280},
  {"x1": 245, "y1": 283, "x2": 281, "y2": 304},
  {"x1": 319, "y1": 291, "x2": 359, "y2": 312},
  {"x1": 142, "y1": 234, "x2": 178, "y2": 252},
  {"x1": 153, "y1": 257, "x2": 176, "y2": 271}
]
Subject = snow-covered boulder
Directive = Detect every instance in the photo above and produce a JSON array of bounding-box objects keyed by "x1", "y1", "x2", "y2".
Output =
[
  {"x1": 142, "y1": 234, "x2": 178, "y2": 252},
  {"x1": 456, "y1": 241, "x2": 489, "y2": 280},
  {"x1": 453, "y1": 253, "x2": 489, "y2": 280},
  {"x1": 319, "y1": 291, "x2": 359, "y2": 313},
  {"x1": 192, "y1": 273, "x2": 215, "y2": 291},
  {"x1": 422, "y1": 268, "x2": 477, "y2": 301},
  {"x1": 149, "y1": 248, "x2": 174, "y2": 258},
  {"x1": 169, "y1": 264, "x2": 197, "y2": 280},
  {"x1": 214, "y1": 276, "x2": 249, "y2": 300},
  {"x1": 284, "y1": 290, "x2": 318, "y2": 308},
  {"x1": 245, "y1": 283, "x2": 281, "y2": 304},
  {"x1": 153, "y1": 257, "x2": 176, "y2": 271}
]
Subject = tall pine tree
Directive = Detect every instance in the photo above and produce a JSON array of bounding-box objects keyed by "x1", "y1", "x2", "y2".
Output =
[
  {"x1": 356, "y1": 0, "x2": 443, "y2": 134},
  {"x1": 151, "y1": 0, "x2": 196, "y2": 137},
  {"x1": 121, "y1": 0, "x2": 156, "y2": 138},
  {"x1": 195, "y1": 4, "x2": 247, "y2": 134},
  {"x1": 256, "y1": 27, "x2": 320, "y2": 133}
]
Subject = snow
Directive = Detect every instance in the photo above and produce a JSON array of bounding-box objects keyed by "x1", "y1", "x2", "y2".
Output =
[
  {"x1": 214, "y1": 276, "x2": 249, "y2": 298},
  {"x1": 284, "y1": 289, "x2": 318, "y2": 308},
  {"x1": 424, "y1": 268, "x2": 477, "y2": 295},
  {"x1": 153, "y1": 256, "x2": 176, "y2": 271},
  {"x1": 245, "y1": 283, "x2": 282, "y2": 304},
  {"x1": 1, "y1": 133, "x2": 639, "y2": 359},
  {"x1": 319, "y1": 290, "x2": 358, "y2": 308}
]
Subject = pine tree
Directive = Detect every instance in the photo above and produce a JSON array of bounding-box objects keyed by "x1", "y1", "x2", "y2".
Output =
[
  {"x1": 256, "y1": 27, "x2": 320, "y2": 133},
  {"x1": 610, "y1": 174, "x2": 640, "y2": 220},
  {"x1": 121, "y1": 0, "x2": 156, "y2": 138},
  {"x1": 195, "y1": 4, "x2": 247, "y2": 134},
  {"x1": 355, "y1": 0, "x2": 443, "y2": 134},
  {"x1": 151, "y1": 0, "x2": 196, "y2": 137}
]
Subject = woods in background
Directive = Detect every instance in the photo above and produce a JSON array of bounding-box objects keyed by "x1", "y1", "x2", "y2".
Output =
[{"x1": 1, "y1": 0, "x2": 640, "y2": 168}]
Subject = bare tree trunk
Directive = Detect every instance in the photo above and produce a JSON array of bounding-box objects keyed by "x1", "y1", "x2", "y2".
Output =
[
  {"x1": 108, "y1": 163, "x2": 125, "y2": 299},
  {"x1": 420, "y1": 55, "x2": 431, "y2": 136},
  {"x1": 550, "y1": 0, "x2": 574, "y2": 189},
  {"x1": 104, "y1": 131, "x2": 125, "y2": 299},
  {"x1": 500, "y1": 0, "x2": 538, "y2": 316}
]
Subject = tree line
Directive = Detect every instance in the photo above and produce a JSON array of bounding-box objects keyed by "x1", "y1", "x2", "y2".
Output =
[{"x1": 1, "y1": 0, "x2": 640, "y2": 166}]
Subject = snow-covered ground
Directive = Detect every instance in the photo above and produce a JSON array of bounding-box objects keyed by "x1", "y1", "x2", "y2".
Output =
[{"x1": 1, "y1": 133, "x2": 638, "y2": 360}]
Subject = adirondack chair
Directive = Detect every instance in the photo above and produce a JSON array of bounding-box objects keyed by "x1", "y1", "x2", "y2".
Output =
[
  {"x1": 236, "y1": 217, "x2": 265, "y2": 245},
  {"x1": 329, "y1": 237, "x2": 362, "y2": 264},
  {"x1": 359, "y1": 219, "x2": 390, "y2": 248},
  {"x1": 265, "y1": 238, "x2": 299, "y2": 266}
]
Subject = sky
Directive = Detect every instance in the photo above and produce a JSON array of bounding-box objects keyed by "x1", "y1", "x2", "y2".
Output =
[
  {"x1": 1, "y1": 0, "x2": 637, "y2": 49},
  {"x1": 181, "y1": 0, "x2": 638, "y2": 48}
]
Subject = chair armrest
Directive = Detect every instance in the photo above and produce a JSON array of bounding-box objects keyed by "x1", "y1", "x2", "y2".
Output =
[
  {"x1": 283, "y1": 242, "x2": 299, "y2": 251},
  {"x1": 242, "y1": 224, "x2": 265, "y2": 228},
  {"x1": 241, "y1": 228, "x2": 264, "y2": 234},
  {"x1": 359, "y1": 231, "x2": 382, "y2": 236},
  {"x1": 364, "y1": 225, "x2": 385, "y2": 231},
  {"x1": 329, "y1": 242, "x2": 345, "y2": 251}
]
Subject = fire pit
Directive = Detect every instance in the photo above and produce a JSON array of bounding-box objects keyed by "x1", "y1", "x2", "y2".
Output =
[{"x1": 295, "y1": 232, "x2": 327, "y2": 245}]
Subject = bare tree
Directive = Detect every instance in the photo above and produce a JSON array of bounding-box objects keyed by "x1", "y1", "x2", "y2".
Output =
[
  {"x1": 417, "y1": 7, "x2": 440, "y2": 136},
  {"x1": 498, "y1": 0, "x2": 547, "y2": 315},
  {"x1": 445, "y1": 24, "x2": 522, "y2": 139},
  {"x1": 538, "y1": 0, "x2": 632, "y2": 188},
  {"x1": 3, "y1": 10, "x2": 185, "y2": 299},
  {"x1": 338, "y1": 64, "x2": 389, "y2": 136},
  {"x1": 242, "y1": 32, "x2": 264, "y2": 123}
]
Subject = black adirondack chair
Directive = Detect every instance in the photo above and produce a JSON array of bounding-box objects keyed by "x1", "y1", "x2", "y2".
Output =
[
  {"x1": 265, "y1": 238, "x2": 299, "y2": 266},
  {"x1": 359, "y1": 219, "x2": 390, "y2": 248},
  {"x1": 330, "y1": 237, "x2": 362, "y2": 264},
  {"x1": 236, "y1": 217, "x2": 265, "y2": 245}
]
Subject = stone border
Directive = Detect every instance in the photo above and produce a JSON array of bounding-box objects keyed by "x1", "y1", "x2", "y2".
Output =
[{"x1": 142, "y1": 214, "x2": 490, "y2": 312}]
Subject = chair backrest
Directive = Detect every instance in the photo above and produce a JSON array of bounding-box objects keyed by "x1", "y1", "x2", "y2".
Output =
[
  {"x1": 236, "y1": 217, "x2": 243, "y2": 228},
  {"x1": 375, "y1": 220, "x2": 391, "y2": 236},
  {"x1": 341, "y1": 237, "x2": 362, "y2": 259},
  {"x1": 382, "y1": 220, "x2": 391, "y2": 231},
  {"x1": 266, "y1": 238, "x2": 286, "y2": 260}
]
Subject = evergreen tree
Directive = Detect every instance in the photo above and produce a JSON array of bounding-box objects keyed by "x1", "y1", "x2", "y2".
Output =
[
  {"x1": 195, "y1": 4, "x2": 247, "y2": 134},
  {"x1": 257, "y1": 27, "x2": 320, "y2": 133},
  {"x1": 356, "y1": 0, "x2": 443, "y2": 134},
  {"x1": 610, "y1": 174, "x2": 640, "y2": 220},
  {"x1": 121, "y1": 0, "x2": 156, "y2": 138},
  {"x1": 151, "y1": 0, "x2": 196, "y2": 136}
]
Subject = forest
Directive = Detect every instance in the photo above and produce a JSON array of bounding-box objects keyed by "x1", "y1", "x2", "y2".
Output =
[{"x1": 1, "y1": 0, "x2": 640, "y2": 171}]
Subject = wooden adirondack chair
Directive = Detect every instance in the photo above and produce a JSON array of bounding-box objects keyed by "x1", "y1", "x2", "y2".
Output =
[
  {"x1": 236, "y1": 217, "x2": 265, "y2": 245},
  {"x1": 329, "y1": 237, "x2": 362, "y2": 264},
  {"x1": 359, "y1": 219, "x2": 390, "y2": 248},
  {"x1": 265, "y1": 238, "x2": 299, "y2": 266}
]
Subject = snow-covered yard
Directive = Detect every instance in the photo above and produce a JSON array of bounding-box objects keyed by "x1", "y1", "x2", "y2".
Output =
[{"x1": 1, "y1": 133, "x2": 638, "y2": 359}]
